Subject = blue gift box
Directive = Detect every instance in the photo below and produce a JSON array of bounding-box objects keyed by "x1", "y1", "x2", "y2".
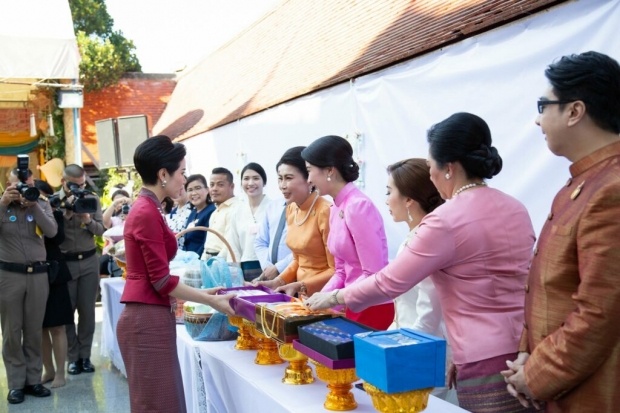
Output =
[{"x1": 353, "y1": 328, "x2": 446, "y2": 394}]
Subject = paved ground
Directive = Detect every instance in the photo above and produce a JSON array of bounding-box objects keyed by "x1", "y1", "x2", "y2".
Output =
[{"x1": 0, "y1": 305, "x2": 130, "y2": 413}]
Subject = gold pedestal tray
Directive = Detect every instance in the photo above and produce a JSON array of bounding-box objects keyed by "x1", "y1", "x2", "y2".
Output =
[
  {"x1": 310, "y1": 359, "x2": 358, "y2": 411},
  {"x1": 244, "y1": 319, "x2": 284, "y2": 365},
  {"x1": 228, "y1": 316, "x2": 259, "y2": 350},
  {"x1": 363, "y1": 383, "x2": 432, "y2": 413},
  {"x1": 278, "y1": 343, "x2": 314, "y2": 385},
  {"x1": 115, "y1": 259, "x2": 127, "y2": 280}
]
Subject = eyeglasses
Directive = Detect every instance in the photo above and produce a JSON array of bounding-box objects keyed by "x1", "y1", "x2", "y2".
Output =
[{"x1": 537, "y1": 100, "x2": 574, "y2": 114}]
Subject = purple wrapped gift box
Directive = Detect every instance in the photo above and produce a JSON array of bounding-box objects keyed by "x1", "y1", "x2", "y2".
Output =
[
  {"x1": 217, "y1": 285, "x2": 278, "y2": 295},
  {"x1": 218, "y1": 286, "x2": 293, "y2": 322}
]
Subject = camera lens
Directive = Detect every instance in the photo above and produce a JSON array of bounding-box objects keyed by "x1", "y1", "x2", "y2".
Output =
[
  {"x1": 49, "y1": 196, "x2": 61, "y2": 208},
  {"x1": 20, "y1": 186, "x2": 40, "y2": 202}
]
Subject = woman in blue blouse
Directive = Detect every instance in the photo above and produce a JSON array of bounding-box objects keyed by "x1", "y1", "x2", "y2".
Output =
[{"x1": 182, "y1": 174, "x2": 216, "y2": 256}]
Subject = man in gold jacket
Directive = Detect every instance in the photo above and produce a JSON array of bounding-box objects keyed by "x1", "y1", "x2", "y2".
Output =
[{"x1": 503, "y1": 51, "x2": 620, "y2": 412}]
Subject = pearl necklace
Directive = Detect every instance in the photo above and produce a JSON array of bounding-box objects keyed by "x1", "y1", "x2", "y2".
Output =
[
  {"x1": 453, "y1": 182, "x2": 486, "y2": 197},
  {"x1": 294, "y1": 193, "x2": 319, "y2": 226}
]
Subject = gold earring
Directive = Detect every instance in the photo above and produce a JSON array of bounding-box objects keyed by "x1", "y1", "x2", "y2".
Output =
[{"x1": 407, "y1": 208, "x2": 413, "y2": 222}]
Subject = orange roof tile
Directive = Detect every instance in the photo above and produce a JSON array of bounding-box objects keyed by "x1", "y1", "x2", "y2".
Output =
[{"x1": 154, "y1": 0, "x2": 566, "y2": 141}]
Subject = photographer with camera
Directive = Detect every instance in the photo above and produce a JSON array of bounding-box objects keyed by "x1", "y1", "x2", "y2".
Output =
[
  {"x1": 100, "y1": 190, "x2": 131, "y2": 277},
  {"x1": 0, "y1": 156, "x2": 58, "y2": 404},
  {"x1": 102, "y1": 189, "x2": 131, "y2": 230},
  {"x1": 8, "y1": 166, "x2": 35, "y2": 188},
  {"x1": 54, "y1": 164, "x2": 104, "y2": 376}
]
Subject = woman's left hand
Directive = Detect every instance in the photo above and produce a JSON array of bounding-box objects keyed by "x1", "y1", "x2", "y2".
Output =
[
  {"x1": 305, "y1": 291, "x2": 336, "y2": 311},
  {"x1": 275, "y1": 282, "x2": 301, "y2": 296},
  {"x1": 255, "y1": 278, "x2": 281, "y2": 290},
  {"x1": 203, "y1": 286, "x2": 224, "y2": 295},
  {"x1": 447, "y1": 361, "x2": 457, "y2": 389},
  {"x1": 202, "y1": 290, "x2": 236, "y2": 316}
]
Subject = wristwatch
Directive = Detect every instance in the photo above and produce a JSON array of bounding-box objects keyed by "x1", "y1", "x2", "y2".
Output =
[
  {"x1": 330, "y1": 289, "x2": 340, "y2": 306},
  {"x1": 299, "y1": 281, "x2": 308, "y2": 295}
]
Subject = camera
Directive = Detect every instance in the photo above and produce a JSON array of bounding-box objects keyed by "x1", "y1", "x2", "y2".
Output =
[
  {"x1": 121, "y1": 204, "x2": 131, "y2": 215},
  {"x1": 16, "y1": 154, "x2": 40, "y2": 202},
  {"x1": 48, "y1": 182, "x2": 98, "y2": 214}
]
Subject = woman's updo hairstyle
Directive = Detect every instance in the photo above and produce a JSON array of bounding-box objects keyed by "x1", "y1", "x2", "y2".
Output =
[
  {"x1": 387, "y1": 159, "x2": 444, "y2": 213},
  {"x1": 276, "y1": 146, "x2": 308, "y2": 180},
  {"x1": 427, "y1": 113, "x2": 502, "y2": 179},
  {"x1": 301, "y1": 135, "x2": 359, "y2": 182},
  {"x1": 134, "y1": 135, "x2": 186, "y2": 185}
]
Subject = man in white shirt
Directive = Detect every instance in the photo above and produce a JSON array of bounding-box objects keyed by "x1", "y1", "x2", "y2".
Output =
[
  {"x1": 201, "y1": 168, "x2": 238, "y2": 259},
  {"x1": 254, "y1": 199, "x2": 293, "y2": 280}
]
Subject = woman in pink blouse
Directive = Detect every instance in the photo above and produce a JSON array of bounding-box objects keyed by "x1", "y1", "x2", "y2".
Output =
[
  {"x1": 117, "y1": 136, "x2": 234, "y2": 413},
  {"x1": 307, "y1": 114, "x2": 537, "y2": 413},
  {"x1": 303, "y1": 135, "x2": 394, "y2": 330}
]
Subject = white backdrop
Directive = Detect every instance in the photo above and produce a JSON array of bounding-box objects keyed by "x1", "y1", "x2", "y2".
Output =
[{"x1": 182, "y1": 0, "x2": 620, "y2": 257}]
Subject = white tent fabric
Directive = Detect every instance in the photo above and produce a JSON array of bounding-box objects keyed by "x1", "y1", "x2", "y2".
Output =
[
  {"x1": 0, "y1": 0, "x2": 80, "y2": 79},
  {"x1": 179, "y1": 0, "x2": 620, "y2": 257}
]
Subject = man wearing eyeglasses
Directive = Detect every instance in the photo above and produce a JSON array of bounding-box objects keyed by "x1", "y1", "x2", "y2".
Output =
[
  {"x1": 502, "y1": 51, "x2": 620, "y2": 413},
  {"x1": 55, "y1": 164, "x2": 104, "y2": 376}
]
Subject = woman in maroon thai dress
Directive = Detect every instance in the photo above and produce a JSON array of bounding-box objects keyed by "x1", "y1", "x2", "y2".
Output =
[{"x1": 117, "y1": 136, "x2": 235, "y2": 413}]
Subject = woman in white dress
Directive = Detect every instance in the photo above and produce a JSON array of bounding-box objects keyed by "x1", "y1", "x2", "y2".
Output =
[
  {"x1": 165, "y1": 187, "x2": 192, "y2": 250},
  {"x1": 385, "y1": 158, "x2": 456, "y2": 403},
  {"x1": 226, "y1": 163, "x2": 270, "y2": 281}
]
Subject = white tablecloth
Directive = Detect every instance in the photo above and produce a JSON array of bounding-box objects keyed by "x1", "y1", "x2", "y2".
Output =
[
  {"x1": 100, "y1": 277, "x2": 127, "y2": 377},
  {"x1": 181, "y1": 327, "x2": 468, "y2": 413},
  {"x1": 100, "y1": 279, "x2": 468, "y2": 413}
]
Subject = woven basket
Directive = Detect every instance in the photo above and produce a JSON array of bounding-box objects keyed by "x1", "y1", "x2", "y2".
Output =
[
  {"x1": 184, "y1": 312, "x2": 213, "y2": 339},
  {"x1": 176, "y1": 226, "x2": 238, "y2": 341},
  {"x1": 175, "y1": 226, "x2": 237, "y2": 263}
]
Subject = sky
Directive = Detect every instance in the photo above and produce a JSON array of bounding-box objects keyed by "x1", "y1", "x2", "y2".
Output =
[{"x1": 105, "y1": 0, "x2": 282, "y2": 73}]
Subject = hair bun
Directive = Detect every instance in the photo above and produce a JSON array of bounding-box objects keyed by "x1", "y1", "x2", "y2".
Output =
[
  {"x1": 464, "y1": 144, "x2": 502, "y2": 179},
  {"x1": 341, "y1": 160, "x2": 360, "y2": 182},
  {"x1": 426, "y1": 194, "x2": 443, "y2": 212}
]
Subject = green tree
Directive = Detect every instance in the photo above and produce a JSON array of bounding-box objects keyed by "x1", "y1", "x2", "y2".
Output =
[{"x1": 69, "y1": 0, "x2": 141, "y2": 92}]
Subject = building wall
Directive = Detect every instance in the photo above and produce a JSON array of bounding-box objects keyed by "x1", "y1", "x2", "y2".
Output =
[
  {"x1": 80, "y1": 73, "x2": 176, "y2": 165},
  {"x1": 0, "y1": 108, "x2": 29, "y2": 132}
]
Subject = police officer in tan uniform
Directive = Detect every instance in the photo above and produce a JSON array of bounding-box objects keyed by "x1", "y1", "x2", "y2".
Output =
[
  {"x1": 0, "y1": 182, "x2": 57, "y2": 404},
  {"x1": 55, "y1": 165, "x2": 104, "y2": 375}
]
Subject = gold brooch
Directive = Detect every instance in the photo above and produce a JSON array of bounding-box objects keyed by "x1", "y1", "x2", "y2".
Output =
[{"x1": 571, "y1": 181, "x2": 585, "y2": 200}]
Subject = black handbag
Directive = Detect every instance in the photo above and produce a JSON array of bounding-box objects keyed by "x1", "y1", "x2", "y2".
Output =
[{"x1": 47, "y1": 260, "x2": 59, "y2": 284}]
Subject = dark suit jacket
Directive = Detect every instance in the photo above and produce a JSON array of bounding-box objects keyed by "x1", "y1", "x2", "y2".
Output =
[
  {"x1": 520, "y1": 140, "x2": 620, "y2": 412},
  {"x1": 182, "y1": 203, "x2": 216, "y2": 256}
]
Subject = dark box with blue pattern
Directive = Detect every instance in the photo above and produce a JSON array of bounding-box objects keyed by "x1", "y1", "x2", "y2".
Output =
[{"x1": 298, "y1": 317, "x2": 375, "y2": 360}]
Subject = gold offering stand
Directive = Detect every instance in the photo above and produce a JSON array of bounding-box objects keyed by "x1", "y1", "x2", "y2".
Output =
[
  {"x1": 228, "y1": 316, "x2": 259, "y2": 350},
  {"x1": 176, "y1": 227, "x2": 258, "y2": 350},
  {"x1": 310, "y1": 359, "x2": 359, "y2": 411},
  {"x1": 243, "y1": 318, "x2": 284, "y2": 365},
  {"x1": 363, "y1": 383, "x2": 433, "y2": 413},
  {"x1": 258, "y1": 304, "x2": 314, "y2": 385},
  {"x1": 278, "y1": 343, "x2": 314, "y2": 385},
  {"x1": 115, "y1": 259, "x2": 127, "y2": 280}
]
